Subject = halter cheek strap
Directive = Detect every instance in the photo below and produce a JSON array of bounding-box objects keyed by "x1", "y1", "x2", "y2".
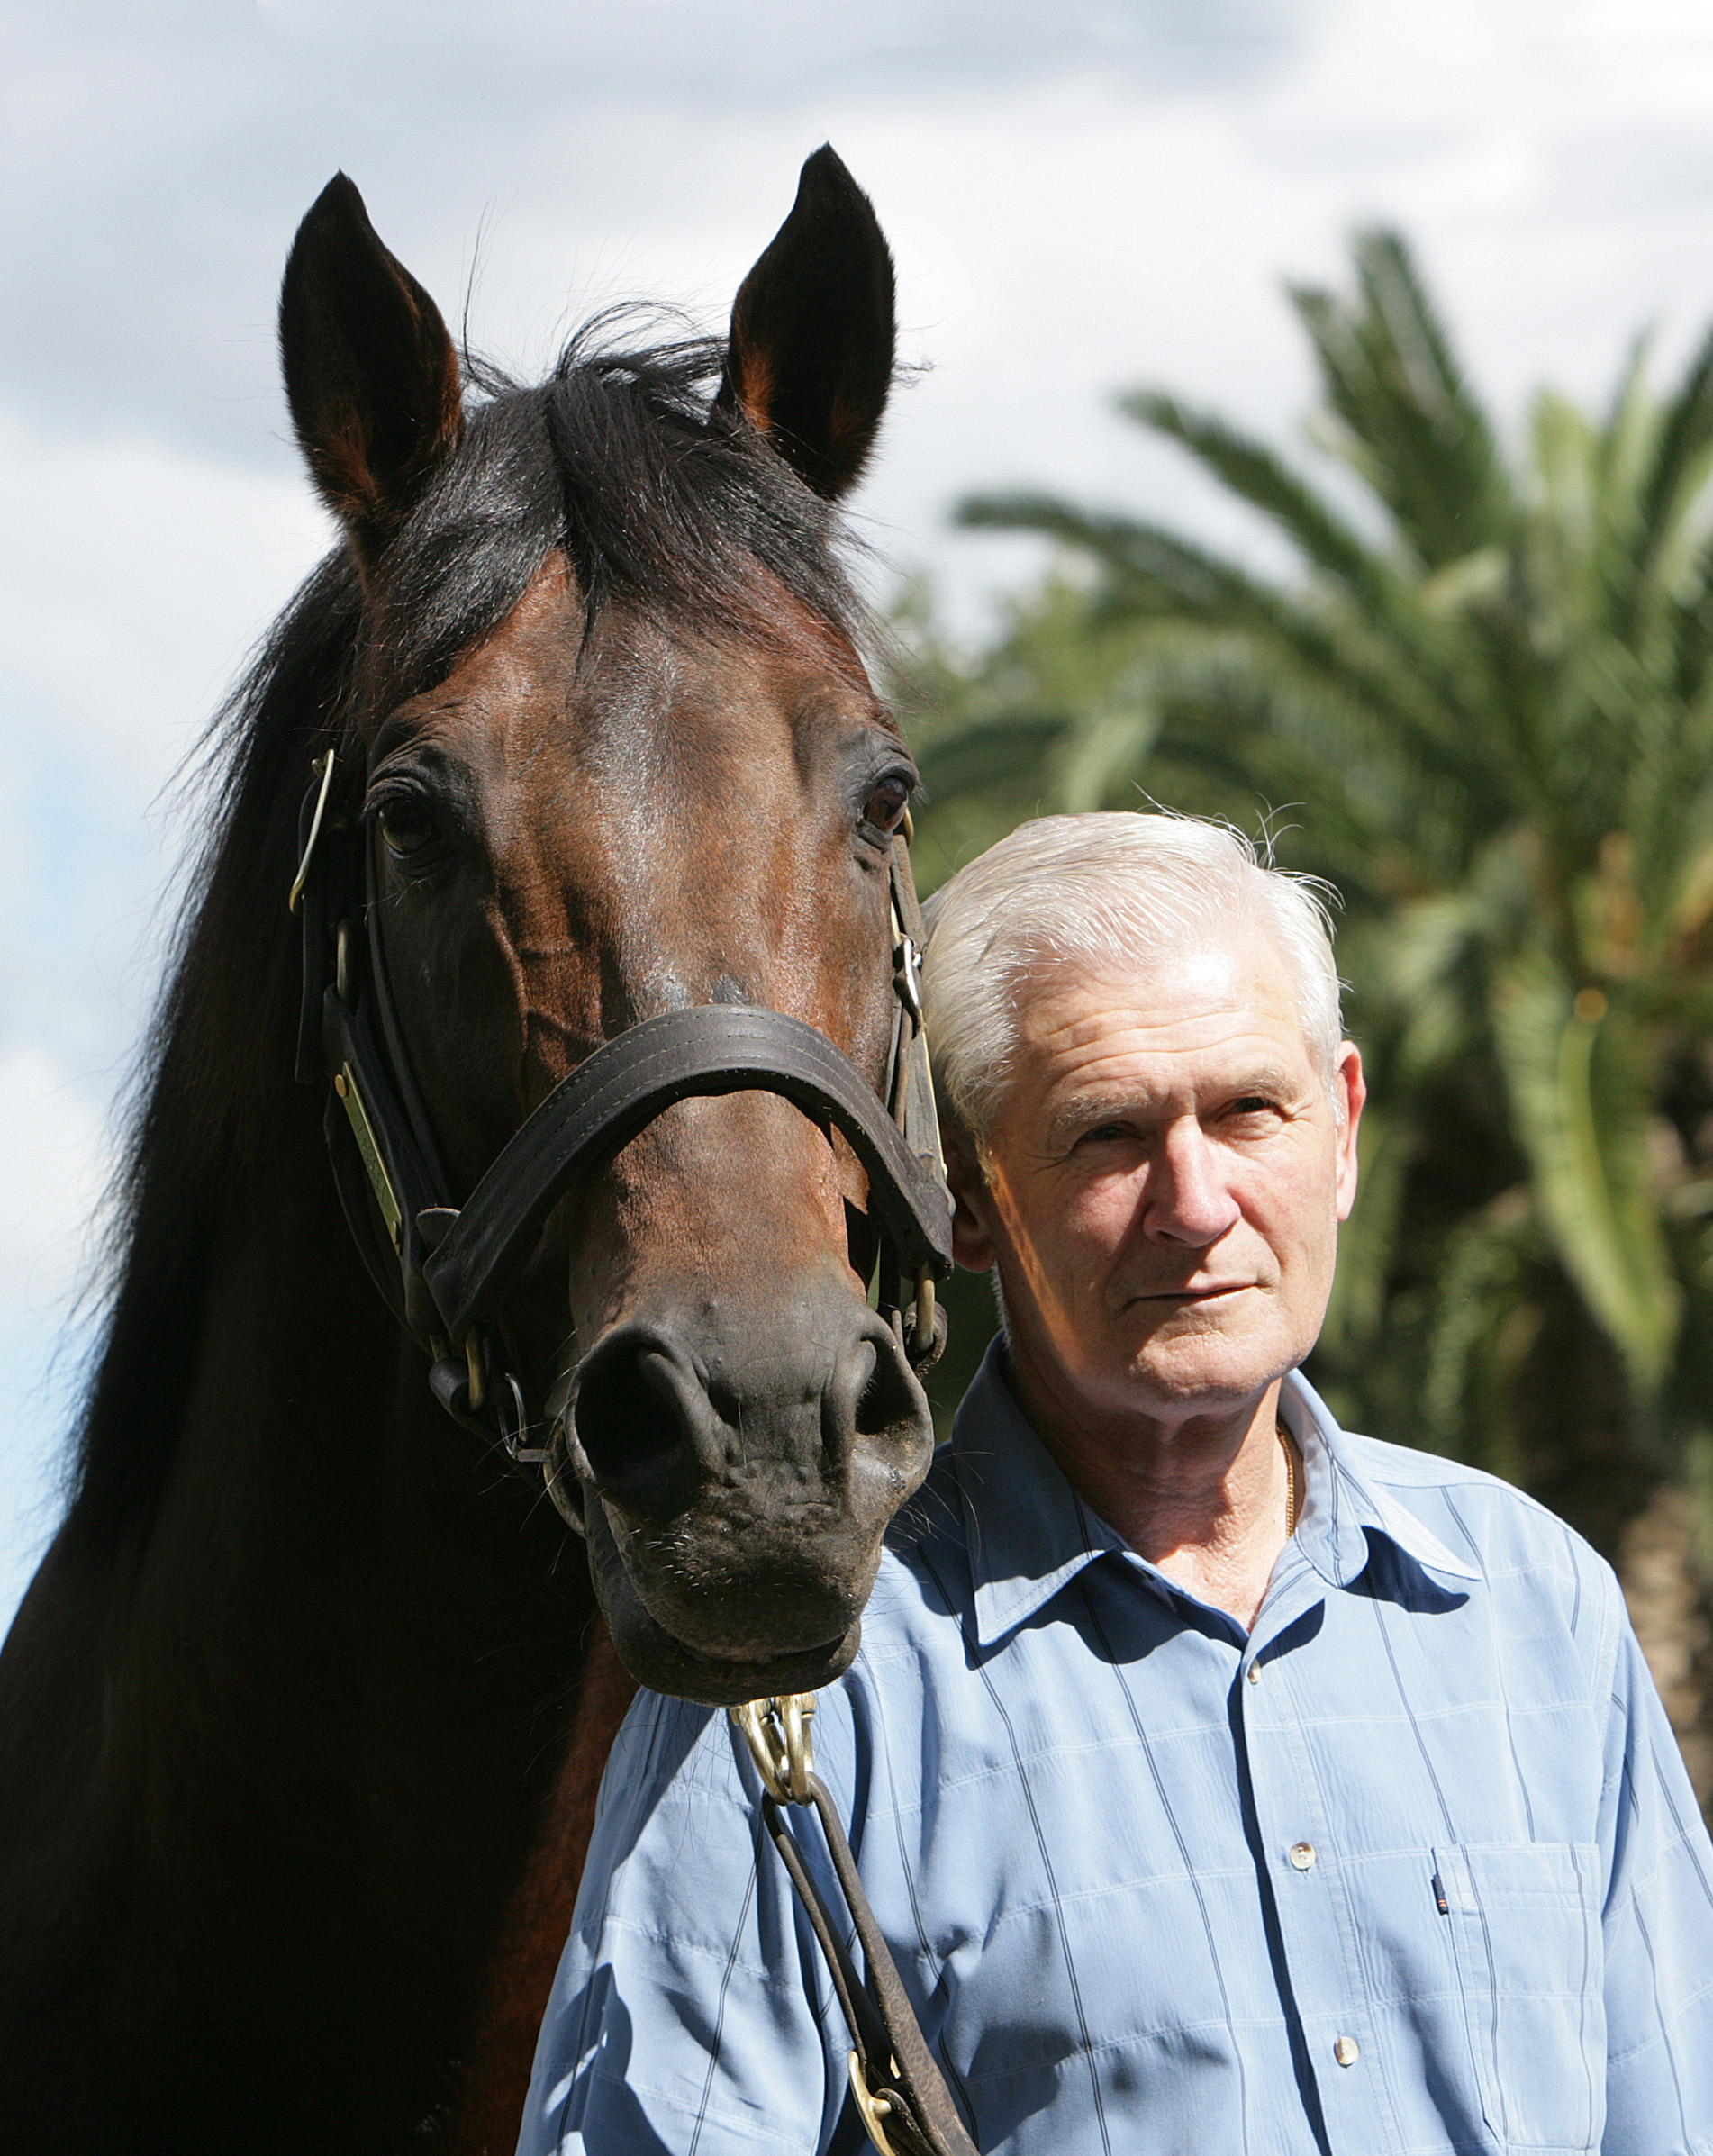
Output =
[{"x1": 291, "y1": 750, "x2": 953, "y2": 1464}]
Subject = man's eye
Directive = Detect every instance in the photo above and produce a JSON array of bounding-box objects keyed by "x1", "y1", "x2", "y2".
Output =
[{"x1": 1228, "y1": 1097, "x2": 1275, "y2": 1118}]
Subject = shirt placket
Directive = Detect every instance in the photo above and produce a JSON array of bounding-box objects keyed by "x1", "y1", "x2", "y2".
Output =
[{"x1": 1237, "y1": 1560, "x2": 1408, "y2": 2156}]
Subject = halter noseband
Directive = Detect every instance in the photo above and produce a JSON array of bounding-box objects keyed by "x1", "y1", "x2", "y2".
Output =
[{"x1": 290, "y1": 750, "x2": 954, "y2": 1467}]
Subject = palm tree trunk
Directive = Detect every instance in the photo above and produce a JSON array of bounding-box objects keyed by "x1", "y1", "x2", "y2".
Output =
[
  {"x1": 1618, "y1": 1481, "x2": 1713, "y2": 1817},
  {"x1": 1517, "y1": 1309, "x2": 1713, "y2": 1822}
]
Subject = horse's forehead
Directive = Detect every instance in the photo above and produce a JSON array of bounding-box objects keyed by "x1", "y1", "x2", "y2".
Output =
[
  {"x1": 416, "y1": 555, "x2": 585, "y2": 716},
  {"x1": 387, "y1": 552, "x2": 875, "y2": 759}
]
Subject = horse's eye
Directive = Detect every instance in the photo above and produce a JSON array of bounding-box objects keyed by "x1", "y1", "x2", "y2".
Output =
[
  {"x1": 861, "y1": 775, "x2": 912, "y2": 838},
  {"x1": 376, "y1": 800, "x2": 442, "y2": 864}
]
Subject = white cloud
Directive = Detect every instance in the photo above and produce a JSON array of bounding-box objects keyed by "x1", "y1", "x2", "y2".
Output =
[
  {"x1": 0, "y1": 1049, "x2": 111, "y2": 1624},
  {"x1": 0, "y1": 409, "x2": 331, "y2": 802},
  {"x1": 0, "y1": 1044, "x2": 110, "y2": 1314}
]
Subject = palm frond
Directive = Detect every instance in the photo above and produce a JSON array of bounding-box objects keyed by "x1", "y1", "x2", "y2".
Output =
[
  {"x1": 1418, "y1": 1188, "x2": 1540, "y2": 1468},
  {"x1": 958, "y1": 492, "x2": 1510, "y2": 817},
  {"x1": 1630, "y1": 317, "x2": 1713, "y2": 621},
  {"x1": 1320, "y1": 1102, "x2": 1413, "y2": 1358},
  {"x1": 1489, "y1": 951, "x2": 1681, "y2": 1389},
  {"x1": 1288, "y1": 230, "x2": 1511, "y2": 569},
  {"x1": 912, "y1": 711, "x2": 1074, "y2": 803},
  {"x1": 1119, "y1": 390, "x2": 1391, "y2": 600}
]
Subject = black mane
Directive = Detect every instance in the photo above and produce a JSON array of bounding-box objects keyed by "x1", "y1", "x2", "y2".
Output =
[{"x1": 66, "y1": 326, "x2": 873, "y2": 1548}]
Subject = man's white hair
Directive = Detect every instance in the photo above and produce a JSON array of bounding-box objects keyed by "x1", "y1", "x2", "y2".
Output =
[{"x1": 920, "y1": 811, "x2": 1344, "y2": 1152}]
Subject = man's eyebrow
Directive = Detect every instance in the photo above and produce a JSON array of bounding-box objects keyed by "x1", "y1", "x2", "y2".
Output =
[
  {"x1": 1043, "y1": 1068, "x2": 1305, "y2": 1150},
  {"x1": 1221, "y1": 1065, "x2": 1302, "y2": 1102},
  {"x1": 1042, "y1": 1095, "x2": 1132, "y2": 1151}
]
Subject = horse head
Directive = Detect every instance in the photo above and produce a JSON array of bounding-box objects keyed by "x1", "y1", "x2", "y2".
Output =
[{"x1": 277, "y1": 151, "x2": 944, "y2": 1707}]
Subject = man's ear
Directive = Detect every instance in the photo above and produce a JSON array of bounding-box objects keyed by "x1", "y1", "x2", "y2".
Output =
[
  {"x1": 279, "y1": 173, "x2": 465, "y2": 568},
  {"x1": 1333, "y1": 1042, "x2": 1365, "y2": 1223},
  {"x1": 942, "y1": 1122, "x2": 1001, "y2": 1273},
  {"x1": 716, "y1": 144, "x2": 894, "y2": 499}
]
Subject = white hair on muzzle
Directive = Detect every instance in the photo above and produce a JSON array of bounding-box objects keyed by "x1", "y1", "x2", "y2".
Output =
[{"x1": 920, "y1": 811, "x2": 1344, "y2": 1152}]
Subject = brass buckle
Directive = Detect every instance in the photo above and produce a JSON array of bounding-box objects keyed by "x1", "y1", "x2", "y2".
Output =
[
  {"x1": 847, "y1": 2050, "x2": 903, "y2": 2156},
  {"x1": 333, "y1": 1063, "x2": 403, "y2": 1253},
  {"x1": 729, "y1": 1693, "x2": 817, "y2": 1804}
]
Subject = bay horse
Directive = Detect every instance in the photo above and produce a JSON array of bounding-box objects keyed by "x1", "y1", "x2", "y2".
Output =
[{"x1": 0, "y1": 149, "x2": 947, "y2": 2153}]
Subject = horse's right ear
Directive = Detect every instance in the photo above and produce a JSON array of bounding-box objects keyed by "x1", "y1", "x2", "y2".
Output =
[
  {"x1": 278, "y1": 174, "x2": 464, "y2": 562},
  {"x1": 718, "y1": 146, "x2": 895, "y2": 500}
]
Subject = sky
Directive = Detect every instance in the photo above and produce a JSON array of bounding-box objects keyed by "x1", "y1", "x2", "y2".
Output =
[{"x1": 8, "y1": 0, "x2": 1713, "y2": 1625}]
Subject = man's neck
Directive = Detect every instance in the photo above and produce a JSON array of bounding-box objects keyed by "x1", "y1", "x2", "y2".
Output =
[{"x1": 1002, "y1": 1348, "x2": 1297, "y2": 1633}]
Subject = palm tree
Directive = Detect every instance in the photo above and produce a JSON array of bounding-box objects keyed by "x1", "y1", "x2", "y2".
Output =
[{"x1": 897, "y1": 233, "x2": 1713, "y2": 1799}]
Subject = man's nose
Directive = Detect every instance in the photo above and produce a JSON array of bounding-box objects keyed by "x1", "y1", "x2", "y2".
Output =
[{"x1": 1143, "y1": 1120, "x2": 1241, "y2": 1245}]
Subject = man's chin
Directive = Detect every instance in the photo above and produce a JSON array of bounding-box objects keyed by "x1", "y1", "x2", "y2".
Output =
[{"x1": 1098, "y1": 1328, "x2": 1292, "y2": 1421}]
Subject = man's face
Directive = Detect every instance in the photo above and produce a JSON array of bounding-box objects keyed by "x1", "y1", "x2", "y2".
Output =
[{"x1": 948, "y1": 929, "x2": 1364, "y2": 1435}]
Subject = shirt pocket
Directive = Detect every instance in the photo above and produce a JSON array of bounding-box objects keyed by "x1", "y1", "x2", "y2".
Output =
[{"x1": 1431, "y1": 1843, "x2": 1604, "y2": 2152}]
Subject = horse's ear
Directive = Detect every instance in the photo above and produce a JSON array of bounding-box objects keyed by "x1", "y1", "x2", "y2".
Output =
[
  {"x1": 278, "y1": 174, "x2": 464, "y2": 559},
  {"x1": 719, "y1": 146, "x2": 895, "y2": 500}
]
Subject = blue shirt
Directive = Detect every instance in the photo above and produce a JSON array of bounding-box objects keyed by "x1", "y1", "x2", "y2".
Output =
[{"x1": 520, "y1": 1345, "x2": 1713, "y2": 2156}]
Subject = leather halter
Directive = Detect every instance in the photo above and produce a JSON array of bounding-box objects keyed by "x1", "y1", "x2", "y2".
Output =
[{"x1": 291, "y1": 750, "x2": 953, "y2": 1467}]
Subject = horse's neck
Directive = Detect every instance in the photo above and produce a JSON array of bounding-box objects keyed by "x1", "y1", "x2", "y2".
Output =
[
  {"x1": 0, "y1": 1072, "x2": 593, "y2": 2129},
  {"x1": 126, "y1": 1094, "x2": 588, "y2": 1825}
]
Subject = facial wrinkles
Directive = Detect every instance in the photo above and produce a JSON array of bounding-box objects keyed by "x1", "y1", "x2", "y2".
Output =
[
  {"x1": 1020, "y1": 983, "x2": 1319, "y2": 1172},
  {"x1": 991, "y1": 956, "x2": 1335, "y2": 1318}
]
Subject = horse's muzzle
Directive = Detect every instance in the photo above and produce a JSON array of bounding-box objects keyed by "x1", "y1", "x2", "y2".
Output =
[{"x1": 550, "y1": 1284, "x2": 934, "y2": 1702}]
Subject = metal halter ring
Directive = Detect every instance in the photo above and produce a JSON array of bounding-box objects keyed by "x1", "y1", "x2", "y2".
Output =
[
  {"x1": 730, "y1": 1692, "x2": 818, "y2": 1805},
  {"x1": 910, "y1": 1264, "x2": 936, "y2": 1362}
]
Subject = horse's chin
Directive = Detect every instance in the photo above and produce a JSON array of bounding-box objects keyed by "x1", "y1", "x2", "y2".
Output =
[{"x1": 576, "y1": 1482, "x2": 866, "y2": 1707}]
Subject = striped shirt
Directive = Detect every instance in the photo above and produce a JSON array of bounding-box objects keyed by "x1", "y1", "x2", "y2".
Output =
[{"x1": 520, "y1": 1343, "x2": 1713, "y2": 2155}]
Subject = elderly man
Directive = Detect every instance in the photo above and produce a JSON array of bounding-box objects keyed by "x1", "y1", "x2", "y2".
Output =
[{"x1": 519, "y1": 812, "x2": 1713, "y2": 2156}]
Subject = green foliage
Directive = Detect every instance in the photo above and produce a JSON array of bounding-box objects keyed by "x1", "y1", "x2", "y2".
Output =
[{"x1": 896, "y1": 231, "x2": 1713, "y2": 1515}]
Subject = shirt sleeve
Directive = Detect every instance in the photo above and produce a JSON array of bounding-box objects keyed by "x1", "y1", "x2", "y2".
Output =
[
  {"x1": 1599, "y1": 1611, "x2": 1713, "y2": 2153},
  {"x1": 515, "y1": 1689, "x2": 859, "y2": 2156}
]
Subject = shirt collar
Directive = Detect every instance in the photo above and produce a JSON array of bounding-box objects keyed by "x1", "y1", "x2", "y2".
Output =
[
  {"x1": 1278, "y1": 1368, "x2": 1480, "y2": 1587},
  {"x1": 951, "y1": 1343, "x2": 1478, "y2": 1650}
]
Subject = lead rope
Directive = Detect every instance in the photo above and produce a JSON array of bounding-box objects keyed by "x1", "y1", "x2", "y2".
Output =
[{"x1": 730, "y1": 1699, "x2": 980, "y2": 2156}]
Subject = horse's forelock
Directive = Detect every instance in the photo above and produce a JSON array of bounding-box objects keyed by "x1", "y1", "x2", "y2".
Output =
[{"x1": 366, "y1": 323, "x2": 874, "y2": 711}]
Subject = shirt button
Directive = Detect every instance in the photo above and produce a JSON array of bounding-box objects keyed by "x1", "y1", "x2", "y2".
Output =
[
  {"x1": 1333, "y1": 2036, "x2": 1360, "y2": 2067},
  {"x1": 1288, "y1": 1842, "x2": 1317, "y2": 1871},
  {"x1": 1246, "y1": 1661, "x2": 1263, "y2": 1683}
]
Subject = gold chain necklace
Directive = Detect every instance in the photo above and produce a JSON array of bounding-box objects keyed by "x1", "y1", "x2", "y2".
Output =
[{"x1": 1281, "y1": 1428, "x2": 1300, "y2": 1536}]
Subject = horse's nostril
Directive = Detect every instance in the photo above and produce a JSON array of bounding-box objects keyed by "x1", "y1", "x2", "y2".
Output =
[
  {"x1": 572, "y1": 1335, "x2": 705, "y2": 1518},
  {"x1": 846, "y1": 1325, "x2": 925, "y2": 1450}
]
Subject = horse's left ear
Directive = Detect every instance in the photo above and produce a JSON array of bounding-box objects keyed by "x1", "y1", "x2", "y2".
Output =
[
  {"x1": 278, "y1": 173, "x2": 465, "y2": 562},
  {"x1": 719, "y1": 146, "x2": 895, "y2": 500}
]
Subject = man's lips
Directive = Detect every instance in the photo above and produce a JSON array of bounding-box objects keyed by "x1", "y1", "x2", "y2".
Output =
[{"x1": 1128, "y1": 1282, "x2": 1254, "y2": 1303}]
